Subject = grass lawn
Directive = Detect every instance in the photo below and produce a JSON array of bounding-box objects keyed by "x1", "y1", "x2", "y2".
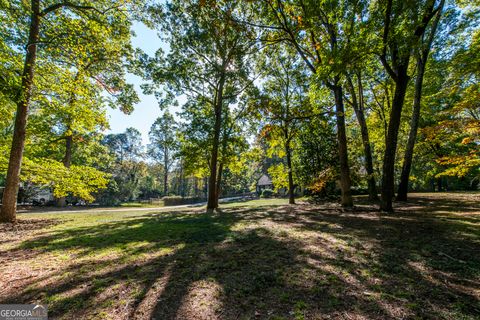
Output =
[
  {"x1": 120, "y1": 201, "x2": 165, "y2": 208},
  {"x1": 0, "y1": 193, "x2": 479, "y2": 319}
]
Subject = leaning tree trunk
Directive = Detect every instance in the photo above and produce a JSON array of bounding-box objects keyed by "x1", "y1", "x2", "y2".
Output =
[
  {"x1": 348, "y1": 73, "x2": 378, "y2": 201},
  {"x1": 397, "y1": 0, "x2": 444, "y2": 201},
  {"x1": 396, "y1": 61, "x2": 425, "y2": 201},
  {"x1": 380, "y1": 65, "x2": 410, "y2": 212},
  {"x1": 207, "y1": 73, "x2": 225, "y2": 211},
  {"x1": 380, "y1": 0, "x2": 440, "y2": 211},
  {"x1": 357, "y1": 73, "x2": 377, "y2": 201},
  {"x1": 1, "y1": 0, "x2": 41, "y2": 223},
  {"x1": 354, "y1": 106, "x2": 378, "y2": 201},
  {"x1": 57, "y1": 135, "x2": 73, "y2": 207},
  {"x1": 333, "y1": 84, "x2": 353, "y2": 207}
]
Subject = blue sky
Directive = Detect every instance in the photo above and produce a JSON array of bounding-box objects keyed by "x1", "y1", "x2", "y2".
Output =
[{"x1": 105, "y1": 22, "x2": 165, "y2": 145}]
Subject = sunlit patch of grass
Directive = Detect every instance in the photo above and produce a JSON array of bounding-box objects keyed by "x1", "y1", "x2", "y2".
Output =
[{"x1": 220, "y1": 197, "x2": 290, "y2": 208}]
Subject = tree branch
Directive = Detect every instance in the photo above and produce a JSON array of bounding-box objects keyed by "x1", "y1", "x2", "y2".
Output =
[{"x1": 41, "y1": 2, "x2": 122, "y2": 16}]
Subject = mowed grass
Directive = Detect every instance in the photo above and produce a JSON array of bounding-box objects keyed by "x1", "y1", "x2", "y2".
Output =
[
  {"x1": 120, "y1": 201, "x2": 165, "y2": 208},
  {"x1": 0, "y1": 193, "x2": 479, "y2": 319}
]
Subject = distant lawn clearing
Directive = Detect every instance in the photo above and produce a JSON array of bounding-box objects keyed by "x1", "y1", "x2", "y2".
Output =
[
  {"x1": 0, "y1": 193, "x2": 479, "y2": 319},
  {"x1": 120, "y1": 201, "x2": 165, "y2": 208}
]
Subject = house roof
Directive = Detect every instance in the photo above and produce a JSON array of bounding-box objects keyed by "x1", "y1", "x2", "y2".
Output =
[{"x1": 257, "y1": 174, "x2": 272, "y2": 186}]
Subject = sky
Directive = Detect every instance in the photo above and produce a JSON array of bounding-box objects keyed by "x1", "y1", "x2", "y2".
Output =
[{"x1": 105, "y1": 22, "x2": 166, "y2": 145}]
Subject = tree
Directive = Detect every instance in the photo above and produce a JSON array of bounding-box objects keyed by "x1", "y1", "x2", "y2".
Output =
[
  {"x1": 295, "y1": 115, "x2": 338, "y2": 196},
  {"x1": 248, "y1": 0, "x2": 373, "y2": 207},
  {"x1": 374, "y1": 0, "x2": 442, "y2": 211},
  {"x1": 0, "y1": 0, "x2": 139, "y2": 222},
  {"x1": 148, "y1": 111, "x2": 178, "y2": 195},
  {"x1": 101, "y1": 128, "x2": 145, "y2": 203},
  {"x1": 344, "y1": 69, "x2": 379, "y2": 201},
  {"x1": 396, "y1": 0, "x2": 446, "y2": 201},
  {"x1": 417, "y1": 26, "x2": 480, "y2": 189},
  {"x1": 31, "y1": 55, "x2": 138, "y2": 206},
  {"x1": 257, "y1": 46, "x2": 311, "y2": 204},
  {"x1": 215, "y1": 98, "x2": 251, "y2": 205},
  {"x1": 176, "y1": 100, "x2": 213, "y2": 187},
  {"x1": 142, "y1": 0, "x2": 256, "y2": 210}
]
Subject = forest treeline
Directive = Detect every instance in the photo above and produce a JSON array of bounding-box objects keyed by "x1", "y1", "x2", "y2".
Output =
[{"x1": 0, "y1": 0, "x2": 478, "y2": 221}]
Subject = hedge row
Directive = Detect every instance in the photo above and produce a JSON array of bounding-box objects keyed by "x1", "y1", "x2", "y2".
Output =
[{"x1": 162, "y1": 196, "x2": 205, "y2": 206}]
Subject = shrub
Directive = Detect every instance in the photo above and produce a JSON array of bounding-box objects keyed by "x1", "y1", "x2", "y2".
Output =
[
  {"x1": 260, "y1": 189, "x2": 274, "y2": 198},
  {"x1": 162, "y1": 196, "x2": 204, "y2": 206},
  {"x1": 308, "y1": 167, "x2": 337, "y2": 200}
]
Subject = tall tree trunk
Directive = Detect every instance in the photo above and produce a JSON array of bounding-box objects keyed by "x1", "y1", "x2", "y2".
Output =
[
  {"x1": 63, "y1": 134, "x2": 73, "y2": 167},
  {"x1": 285, "y1": 140, "x2": 295, "y2": 205},
  {"x1": 214, "y1": 162, "x2": 223, "y2": 208},
  {"x1": 357, "y1": 113, "x2": 377, "y2": 201},
  {"x1": 1, "y1": 0, "x2": 41, "y2": 223},
  {"x1": 213, "y1": 107, "x2": 230, "y2": 208},
  {"x1": 396, "y1": 61, "x2": 425, "y2": 201},
  {"x1": 357, "y1": 74, "x2": 377, "y2": 201},
  {"x1": 57, "y1": 135, "x2": 73, "y2": 207},
  {"x1": 333, "y1": 84, "x2": 353, "y2": 207},
  {"x1": 207, "y1": 111, "x2": 221, "y2": 210},
  {"x1": 163, "y1": 148, "x2": 168, "y2": 195},
  {"x1": 380, "y1": 65, "x2": 410, "y2": 212},
  {"x1": 57, "y1": 74, "x2": 79, "y2": 207},
  {"x1": 207, "y1": 73, "x2": 225, "y2": 211},
  {"x1": 163, "y1": 168, "x2": 168, "y2": 195},
  {"x1": 347, "y1": 73, "x2": 378, "y2": 201},
  {"x1": 380, "y1": 0, "x2": 439, "y2": 211},
  {"x1": 397, "y1": 0, "x2": 444, "y2": 201}
]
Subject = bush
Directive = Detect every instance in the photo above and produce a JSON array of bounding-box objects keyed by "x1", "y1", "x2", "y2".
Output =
[
  {"x1": 163, "y1": 196, "x2": 204, "y2": 206},
  {"x1": 260, "y1": 189, "x2": 274, "y2": 198},
  {"x1": 307, "y1": 167, "x2": 337, "y2": 201}
]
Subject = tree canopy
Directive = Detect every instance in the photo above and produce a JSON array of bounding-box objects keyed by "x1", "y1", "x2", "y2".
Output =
[{"x1": 0, "y1": 0, "x2": 478, "y2": 221}]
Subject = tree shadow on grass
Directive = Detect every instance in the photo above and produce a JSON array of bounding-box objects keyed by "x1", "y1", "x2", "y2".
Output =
[
  {"x1": 1, "y1": 198, "x2": 479, "y2": 319},
  {"x1": 1, "y1": 208, "x2": 390, "y2": 319},
  {"x1": 250, "y1": 200, "x2": 480, "y2": 319},
  {"x1": 1, "y1": 211, "x2": 235, "y2": 317}
]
